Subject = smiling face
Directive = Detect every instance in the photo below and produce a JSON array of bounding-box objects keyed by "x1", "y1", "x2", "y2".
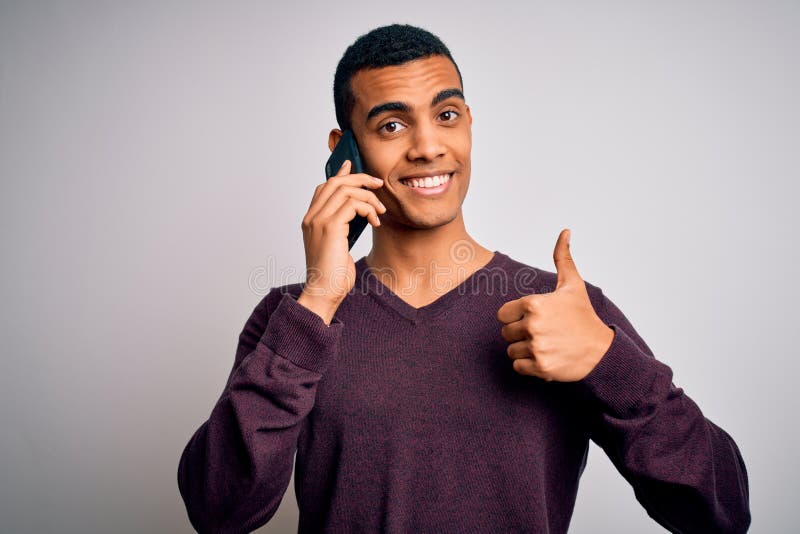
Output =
[{"x1": 330, "y1": 54, "x2": 473, "y2": 231}]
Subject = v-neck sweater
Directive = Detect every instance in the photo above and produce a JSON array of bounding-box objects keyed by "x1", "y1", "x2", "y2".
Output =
[{"x1": 178, "y1": 252, "x2": 751, "y2": 533}]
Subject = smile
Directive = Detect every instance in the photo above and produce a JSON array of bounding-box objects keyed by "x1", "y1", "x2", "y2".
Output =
[{"x1": 399, "y1": 173, "x2": 452, "y2": 195}]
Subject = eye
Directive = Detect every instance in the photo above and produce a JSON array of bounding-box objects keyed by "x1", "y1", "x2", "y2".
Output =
[
  {"x1": 439, "y1": 110, "x2": 460, "y2": 122},
  {"x1": 379, "y1": 121, "x2": 406, "y2": 134}
]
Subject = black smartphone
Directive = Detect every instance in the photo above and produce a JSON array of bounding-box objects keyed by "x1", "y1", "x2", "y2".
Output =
[{"x1": 324, "y1": 129, "x2": 370, "y2": 250}]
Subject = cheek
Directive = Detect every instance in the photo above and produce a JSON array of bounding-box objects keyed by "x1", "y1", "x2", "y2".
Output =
[
  {"x1": 361, "y1": 146, "x2": 395, "y2": 179},
  {"x1": 448, "y1": 127, "x2": 471, "y2": 161},
  {"x1": 456, "y1": 133, "x2": 471, "y2": 173},
  {"x1": 461, "y1": 129, "x2": 472, "y2": 155}
]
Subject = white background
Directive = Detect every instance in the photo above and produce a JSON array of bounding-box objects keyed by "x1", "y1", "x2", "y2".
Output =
[{"x1": 1, "y1": 1, "x2": 797, "y2": 532}]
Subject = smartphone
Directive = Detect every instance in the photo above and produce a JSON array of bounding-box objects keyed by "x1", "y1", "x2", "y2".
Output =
[{"x1": 324, "y1": 129, "x2": 370, "y2": 250}]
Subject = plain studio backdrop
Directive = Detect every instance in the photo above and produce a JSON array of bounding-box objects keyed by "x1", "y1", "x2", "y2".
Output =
[{"x1": 1, "y1": 1, "x2": 797, "y2": 532}]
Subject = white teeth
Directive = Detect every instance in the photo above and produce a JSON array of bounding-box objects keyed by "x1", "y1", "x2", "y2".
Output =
[{"x1": 402, "y1": 174, "x2": 451, "y2": 188}]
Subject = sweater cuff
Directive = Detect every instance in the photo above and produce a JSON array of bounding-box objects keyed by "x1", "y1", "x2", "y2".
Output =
[
  {"x1": 574, "y1": 323, "x2": 673, "y2": 417},
  {"x1": 260, "y1": 292, "x2": 343, "y2": 374}
]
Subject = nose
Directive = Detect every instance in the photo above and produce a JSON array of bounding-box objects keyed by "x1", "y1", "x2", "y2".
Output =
[{"x1": 406, "y1": 121, "x2": 445, "y2": 162}]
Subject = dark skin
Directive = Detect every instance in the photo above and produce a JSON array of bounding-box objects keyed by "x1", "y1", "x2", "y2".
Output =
[
  {"x1": 299, "y1": 55, "x2": 492, "y2": 316},
  {"x1": 298, "y1": 55, "x2": 613, "y2": 382}
]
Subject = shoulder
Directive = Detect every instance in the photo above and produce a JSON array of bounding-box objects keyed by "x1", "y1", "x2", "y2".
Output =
[
  {"x1": 487, "y1": 251, "x2": 557, "y2": 296},
  {"x1": 484, "y1": 252, "x2": 553, "y2": 301}
]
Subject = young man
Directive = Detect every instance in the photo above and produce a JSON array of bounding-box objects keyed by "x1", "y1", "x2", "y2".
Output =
[{"x1": 178, "y1": 25, "x2": 751, "y2": 533}]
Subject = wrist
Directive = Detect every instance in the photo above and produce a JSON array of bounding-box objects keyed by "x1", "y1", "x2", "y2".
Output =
[{"x1": 297, "y1": 290, "x2": 343, "y2": 325}]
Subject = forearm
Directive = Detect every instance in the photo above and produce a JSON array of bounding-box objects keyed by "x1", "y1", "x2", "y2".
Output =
[
  {"x1": 573, "y1": 287, "x2": 751, "y2": 533},
  {"x1": 177, "y1": 291, "x2": 342, "y2": 533},
  {"x1": 578, "y1": 325, "x2": 750, "y2": 532}
]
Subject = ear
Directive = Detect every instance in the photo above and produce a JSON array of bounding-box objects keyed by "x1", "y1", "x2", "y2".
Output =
[
  {"x1": 328, "y1": 129, "x2": 343, "y2": 152},
  {"x1": 465, "y1": 104, "x2": 472, "y2": 126}
]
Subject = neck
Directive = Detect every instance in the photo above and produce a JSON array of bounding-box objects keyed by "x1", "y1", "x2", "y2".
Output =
[{"x1": 365, "y1": 211, "x2": 494, "y2": 303}]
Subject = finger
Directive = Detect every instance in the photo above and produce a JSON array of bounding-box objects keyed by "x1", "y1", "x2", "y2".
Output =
[
  {"x1": 308, "y1": 173, "x2": 384, "y2": 220},
  {"x1": 512, "y1": 357, "x2": 541, "y2": 378},
  {"x1": 318, "y1": 186, "x2": 386, "y2": 221},
  {"x1": 336, "y1": 159, "x2": 352, "y2": 176},
  {"x1": 333, "y1": 197, "x2": 382, "y2": 228},
  {"x1": 328, "y1": 172, "x2": 384, "y2": 189},
  {"x1": 311, "y1": 160, "x2": 352, "y2": 205},
  {"x1": 497, "y1": 298, "x2": 526, "y2": 324},
  {"x1": 506, "y1": 339, "x2": 534, "y2": 360},
  {"x1": 500, "y1": 319, "x2": 529, "y2": 343},
  {"x1": 554, "y1": 228, "x2": 581, "y2": 289},
  {"x1": 309, "y1": 182, "x2": 326, "y2": 208}
]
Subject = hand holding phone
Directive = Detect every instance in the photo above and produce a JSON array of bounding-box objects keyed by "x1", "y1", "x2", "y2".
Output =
[
  {"x1": 297, "y1": 131, "x2": 385, "y2": 323},
  {"x1": 324, "y1": 130, "x2": 371, "y2": 249}
]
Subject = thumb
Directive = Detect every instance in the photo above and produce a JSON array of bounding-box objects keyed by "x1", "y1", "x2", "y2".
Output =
[{"x1": 554, "y1": 228, "x2": 581, "y2": 288}]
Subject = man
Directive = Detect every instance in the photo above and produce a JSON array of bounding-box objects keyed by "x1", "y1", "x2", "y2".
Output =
[{"x1": 178, "y1": 24, "x2": 751, "y2": 533}]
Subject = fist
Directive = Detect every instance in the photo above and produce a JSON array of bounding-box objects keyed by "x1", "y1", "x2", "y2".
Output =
[{"x1": 496, "y1": 229, "x2": 614, "y2": 382}]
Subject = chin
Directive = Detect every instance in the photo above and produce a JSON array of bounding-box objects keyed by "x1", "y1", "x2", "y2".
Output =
[{"x1": 402, "y1": 209, "x2": 460, "y2": 230}]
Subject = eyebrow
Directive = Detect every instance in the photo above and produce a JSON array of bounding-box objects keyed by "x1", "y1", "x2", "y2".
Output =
[
  {"x1": 432, "y1": 88, "x2": 465, "y2": 106},
  {"x1": 365, "y1": 88, "x2": 465, "y2": 123}
]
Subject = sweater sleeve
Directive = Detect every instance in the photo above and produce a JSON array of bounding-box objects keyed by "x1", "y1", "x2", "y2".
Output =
[
  {"x1": 572, "y1": 287, "x2": 751, "y2": 533},
  {"x1": 177, "y1": 288, "x2": 343, "y2": 534}
]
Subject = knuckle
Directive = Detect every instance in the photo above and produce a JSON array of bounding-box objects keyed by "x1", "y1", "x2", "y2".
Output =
[
  {"x1": 354, "y1": 201, "x2": 371, "y2": 217},
  {"x1": 538, "y1": 360, "x2": 552, "y2": 377},
  {"x1": 525, "y1": 317, "x2": 540, "y2": 336},
  {"x1": 307, "y1": 218, "x2": 324, "y2": 232},
  {"x1": 523, "y1": 298, "x2": 538, "y2": 313}
]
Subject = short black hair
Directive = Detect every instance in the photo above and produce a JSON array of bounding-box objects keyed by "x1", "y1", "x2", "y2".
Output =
[{"x1": 333, "y1": 24, "x2": 463, "y2": 131}]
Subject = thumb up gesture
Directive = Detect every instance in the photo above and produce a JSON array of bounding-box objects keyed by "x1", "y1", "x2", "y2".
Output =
[{"x1": 497, "y1": 229, "x2": 615, "y2": 382}]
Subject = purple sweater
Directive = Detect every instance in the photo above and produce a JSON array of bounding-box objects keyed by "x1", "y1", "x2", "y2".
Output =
[{"x1": 177, "y1": 252, "x2": 750, "y2": 533}]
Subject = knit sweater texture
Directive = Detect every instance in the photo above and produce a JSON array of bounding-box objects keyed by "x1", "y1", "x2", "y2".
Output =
[{"x1": 177, "y1": 252, "x2": 751, "y2": 533}]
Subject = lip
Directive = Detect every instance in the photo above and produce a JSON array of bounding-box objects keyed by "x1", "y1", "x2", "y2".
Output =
[{"x1": 397, "y1": 172, "x2": 453, "y2": 197}]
